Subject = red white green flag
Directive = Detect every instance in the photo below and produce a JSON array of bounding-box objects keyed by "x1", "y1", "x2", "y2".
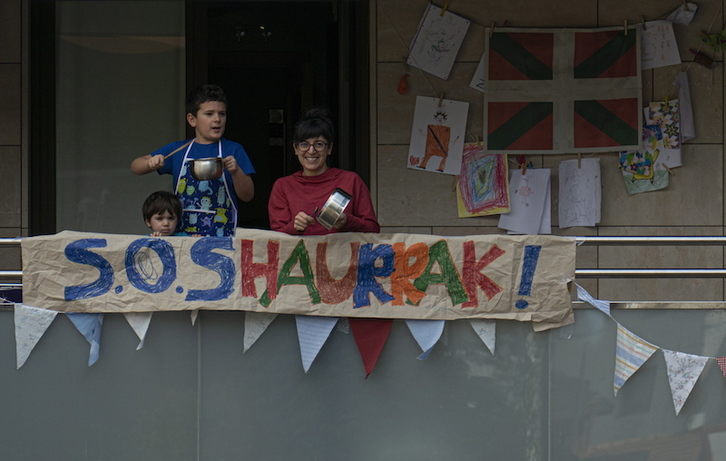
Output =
[{"x1": 484, "y1": 26, "x2": 642, "y2": 154}]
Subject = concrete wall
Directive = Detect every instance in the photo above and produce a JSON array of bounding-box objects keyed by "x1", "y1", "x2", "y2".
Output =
[{"x1": 372, "y1": 0, "x2": 726, "y2": 302}]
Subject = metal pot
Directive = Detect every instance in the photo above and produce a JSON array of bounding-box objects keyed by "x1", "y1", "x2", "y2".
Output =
[
  {"x1": 188, "y1": 157, "x2": 223, "y2": 181},
  {"x1": 317, "y1": 188, "x2": 352, "y2": 230}
]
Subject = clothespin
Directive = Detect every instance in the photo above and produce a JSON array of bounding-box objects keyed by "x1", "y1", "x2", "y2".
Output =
[
  {"x1": 640, "y1": 16, "x2": 647, "y2": 30},
  {"x1": 683, "y1": 0, "x2": 690, "y2": 11},
  {"x1": 489, "y1": 22, "x2": 495, "y2": 38},
  {"x1": 476, "y1": 135, "x2": 482, "y2": 147},
  {"x1": 624, "y1": 19, "x2": 628, "y2": 35},
  {"x1": 577, "y1": 153, "x2": 582, "y2": 169},
  {"x1": 440, "y1": 0, "x2": 450, "y2": 16},
  {"x1": 663, "y1": 164, "x2": 674, "y2": 176},
  {"x1": 438, "y1": 93, "x2": 445, "y2": 107},
  {"x1": 520, "y1": 162, "x2": 527, "y2": 175},
  {"x1": 397, "y1": 57, "x2": 410, "y2": 95}
]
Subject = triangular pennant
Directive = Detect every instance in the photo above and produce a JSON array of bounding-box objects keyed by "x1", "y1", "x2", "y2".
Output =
[
  {"x1": 717, "y1": 357, "x2": 726, "y2": 378},
  {"x1": 243, "y1": 312, "x2": 278, "y2": 353},
  {"x1": 295, "y1": 315, "x2": 338, "y2": 373},
  {"x1": 576, "y1": 283, "x2": 611, "y2": 316},
  {"x1": 123, "y1": 312, "x2": 153, "y2": 350},
  {"x1": 468, "y1": 319, "x2": 496, "y2": 354},
  {"x1": 405, "y1": 319, "x2": 445, "y2": 360},
  {"x1": 663, "y1": 349, "x2": 709, "y2": 415},
  {"x1": 67, "y1": 313, "x2": 104, "y2": 366},
  {"x1": 349, "y1": 318, "x2": 392, "y2": 377},
  {"x1": 14, "y1": 304, "x2": 58, "y2": 369},
  {"x1": 614, "y1": 324, "x2": 658, "y2": 395},
  {"x1": 190, "y1": 310, "x2": 199, "y2": 326}
]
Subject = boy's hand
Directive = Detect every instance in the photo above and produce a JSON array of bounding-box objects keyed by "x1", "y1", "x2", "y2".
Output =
[
  {"x1": 222, "y1": 155, "x2": 240, "y2": 174},
  {"x1": 148, "y1": 154, "x2": 165, "y2": 171}
]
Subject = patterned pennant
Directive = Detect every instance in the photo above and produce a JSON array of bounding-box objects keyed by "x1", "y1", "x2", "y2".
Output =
[
  {"x1": 14, "y1": 304, "x2": 58, "y2": 369},
  {"x1": 405, "y1": 319, "x2": 445, "y2": 360},
  {"x1": 663, "y1": 349, "x2": 709, "y2": 415},
  {"x1": 484, "y1": 26, "x2": 641, "y2": 154},
  {"x1": 576, "y1": 283, "x2": 611, "y2": 316},
  {"x1": 67, "y1": 313, "x2": 104, "y2": 366},
  {"x1": 349, "y1": 318, "x2": 392, "y2": 377},
  {"x1": 614, "y1": 324, "x2": 658, "y2": 395},
  {"x1": 717, "y1": 357, "x2": 726, "y2": 378},
  {"x1": 295, "y1": 315, "x2": 338, "y2": 373},
  {"x1": 469, "y1": 319, "x2": 496, "y2": 354},
  {"x1": 244, "y1": 312, "x2": 278, "y2": 353}
]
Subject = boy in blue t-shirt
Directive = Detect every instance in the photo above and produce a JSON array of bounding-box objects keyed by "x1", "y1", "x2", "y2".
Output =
[{"x1": 131, "y1": 84, "x2": 255, "y2": 236}]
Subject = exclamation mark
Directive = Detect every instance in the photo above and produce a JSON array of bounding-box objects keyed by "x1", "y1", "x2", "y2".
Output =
[{"x1": 515, "y1": 245, "x2": 541, "y2": 310}]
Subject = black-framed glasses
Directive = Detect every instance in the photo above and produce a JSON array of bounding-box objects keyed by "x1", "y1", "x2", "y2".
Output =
[{"x1": 295, "y1": 141, "x2": 329, "y2": 151}]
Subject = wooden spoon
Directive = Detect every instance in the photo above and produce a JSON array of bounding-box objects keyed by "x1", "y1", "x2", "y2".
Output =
[{"x1": 164, "y1": 139, "x2": 193, "y2": 159}]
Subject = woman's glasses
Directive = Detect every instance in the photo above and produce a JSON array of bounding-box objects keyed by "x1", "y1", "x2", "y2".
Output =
[{"x1": 295, "y1": 141, "x2": 329, "y2": 151}]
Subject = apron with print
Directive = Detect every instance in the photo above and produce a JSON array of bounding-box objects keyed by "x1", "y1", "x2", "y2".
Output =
[{"x1": 174, "y1": 140, "x2": 238, "y2": 236}]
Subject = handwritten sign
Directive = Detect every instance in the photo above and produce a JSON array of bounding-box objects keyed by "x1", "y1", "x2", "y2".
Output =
[{"x1": 22, "y1": 229, "x2": 576, "y2": 329}]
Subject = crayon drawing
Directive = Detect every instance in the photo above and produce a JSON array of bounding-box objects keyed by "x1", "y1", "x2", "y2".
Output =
[
  {"x1": 407, "y1": 3, "x2": 470, "y2": 80},
  {"x1": 456, "y1": 144, "x2": 509, "y2": 217}
]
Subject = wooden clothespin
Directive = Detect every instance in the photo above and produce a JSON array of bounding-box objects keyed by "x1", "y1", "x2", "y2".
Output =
[
  {"x1": 577, "y1": 153, "x2": 582, "y2": 169},
  {"x1": 520, "y1": 162, "x2": 527, "y2": 175},
  {"x1": 683, "y1": 0, "x2": 690, "y2": 11},
  {"x1": 438, "y1": 93, "x2": 445, "y2": 107},
  {"x1": 663, "y1": 164, "x2": 674, "y2": 176},
  {"x1": 476, "y1": 135, "x2": 482, "y2": 147},
  {"x1": 624, "y1": 19, "x2": 628, "y2": 35},
  {"x1": 397, "y1": 57, "x2": 410, "y2": 95},
  {"x1": 440, "y1": 0, "x2": 450, "y2": 16},
  {"x1": 640, "y1": 16, "x2": 647, "y2": 30},
  {"x1": 489, "y1": 22, "x2": 495, "y2": 38}
]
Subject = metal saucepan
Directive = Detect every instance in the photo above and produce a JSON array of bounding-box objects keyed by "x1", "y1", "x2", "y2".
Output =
[
  {"x1": 317, "y1": 188, "x2": 352, "y2": 230},
  {"x1": 188, "y1": 157, "x2": 223, "y2": 181}
]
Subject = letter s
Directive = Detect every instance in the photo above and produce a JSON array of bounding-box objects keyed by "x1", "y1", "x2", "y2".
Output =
[
  {"x1": 64, "y1": 239, "x2": 114, "y2": 301},
  {"x1": 186, "y1": 237, "x2": 235, "y2": 302}
]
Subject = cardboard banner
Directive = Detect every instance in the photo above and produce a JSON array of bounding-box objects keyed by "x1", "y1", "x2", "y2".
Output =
[{"x1": 22, "y1": 229, "x2": 576, "y2": 329}]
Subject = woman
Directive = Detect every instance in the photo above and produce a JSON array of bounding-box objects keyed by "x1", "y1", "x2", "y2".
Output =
[
  {"x1": 268, "y1": 107, "x2": 387, "y2": 376},
  {"x1": 268, "y1": 107, "x2": 379, "y2": 235}
]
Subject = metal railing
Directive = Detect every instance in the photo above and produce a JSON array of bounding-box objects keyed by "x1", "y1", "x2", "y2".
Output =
[{"x1": 3, "y1": 236, "x2": 726, "y2": 309}]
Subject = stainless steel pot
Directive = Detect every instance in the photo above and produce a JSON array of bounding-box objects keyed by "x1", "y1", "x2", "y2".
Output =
[
  {"x1": 188, "y1": 157, "x2": 223, "y2": 181},
  {"x1": 317, "y1": 188, "x2": 352, "y2": 230}
]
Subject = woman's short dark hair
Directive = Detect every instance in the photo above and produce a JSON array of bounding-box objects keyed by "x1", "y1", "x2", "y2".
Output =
[
  {"x1": 186, "y1": 84, "x2": 227, "y2": 116},
  {"x1": 143, "y1": 191, "x2": 183, "y2": 221},
  {"x1": 292, "y1": 106, "x2": 335, "y2": 143}
]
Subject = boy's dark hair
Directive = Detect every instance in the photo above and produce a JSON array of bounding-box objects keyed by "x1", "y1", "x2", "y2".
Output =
[
  {"x1": 143, "y1": 191, "x2": 183, "y2": 222},
  {"x1": 186, "y1": 84, "x2": 228, "y2": 116},
  {"x1": 292, "y1": 106, "x2": 335, "y2": 143}
]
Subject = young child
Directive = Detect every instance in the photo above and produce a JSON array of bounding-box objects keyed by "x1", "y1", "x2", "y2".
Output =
[
  {"x1": 143, "y1": 191, "x2": 185, "y2": 236},
  {"x1": 131, "y1": 84, "x2": 255, "y2": 236}
]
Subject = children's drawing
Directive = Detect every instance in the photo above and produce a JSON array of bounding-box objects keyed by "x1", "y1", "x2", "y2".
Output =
[
  {"x1": 456, "y1": 144, "x2": 509, "y2": 217},
  {"x1": 558, "y1": 158, "x2": 601, "y2": 228},
  {"x1": 408, "y1": 96, "x2": 469, "y2": 176},
  {"x1": 469, "y1": 53, "x2": 486, "y2": 93},
  {"x1": 407, "y1": 4, "x2": 470, "y2": 80},
  {"x1": 498, "y1": 168, "x2": 551, "y2": 235},
  {"x1": 644, "y1": 99, "x2": 682, "y2": 168},
  {"x1": 641, "y1": 20, "x2": 681, "y2": 70},
  {"x1": 619, "y1": 124, "x2": 662, "y2": 179}
]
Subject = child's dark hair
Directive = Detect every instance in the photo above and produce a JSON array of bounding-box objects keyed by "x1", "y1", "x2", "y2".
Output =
[
  {"x1": 186, "y1": 84, "x2": 227, "y2": 116},
  {"x1": 292, "y1": 106, "x2": 335, "y2": 143},
  {"x1": 143, "y1": 191, "x2": 182, "y2": 222}
]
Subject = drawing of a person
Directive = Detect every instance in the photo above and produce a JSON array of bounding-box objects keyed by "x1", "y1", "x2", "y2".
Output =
[{"x1": 418, "y1": 110, "x2": 450, "y2": 172}]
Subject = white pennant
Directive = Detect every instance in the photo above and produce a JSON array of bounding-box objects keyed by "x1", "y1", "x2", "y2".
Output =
[
  {"x1": 663, "y1": 349, "x2": 709, "y2": 415},
  {"x1": 14, "y1": 304, "x2": 58, "y2": 369},
  {"x1": 468, "y1": 319, "x2": 496, "y2": 354},
  {"x1": 190, "y1": 310, "x2": 199, "y2": 326},
  {"x1": 243, "y1": 312, "x2": 278, "y2": 353},
  {"x1": 405, "y1": 319, "x2": 445, "y2": 360},
  {"x1": 123, "y1": 312, "x2": 153, "y2": 350},
  {"x1": 295, "y1": 315, "x2": 338, "y2": 373}
]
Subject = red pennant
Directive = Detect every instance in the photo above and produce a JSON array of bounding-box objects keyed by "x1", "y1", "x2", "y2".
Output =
[
  {"x1": 717, "y1": 357, "x2": 726, "y2": 378},
  {"x1": 349, "y1": 318, "x2": 392, "y2": 377}
]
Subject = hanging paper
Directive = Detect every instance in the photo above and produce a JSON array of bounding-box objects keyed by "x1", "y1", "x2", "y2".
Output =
[
  {"x1": 244, "y1": 311, "x2": 278, "y2": 353},
  {"x1": 644, "y1": 99, "x2": 682, "y2": 168},
  {"x1": 350, "y1": 318, "x2": 392, "y2": 376},
  {"x1": 468, "y1": 319, "x2": 496, "y2": 354},
  {"x1": 406, "y1": 3, "x2": 470, "y2": 80},
  {"x1": 667, "y1": 3, "x2": 698, "y2": 25},
  {"x1": 674, "y1": 72, "x2": 695, "y2": 141},
  {"x1": 498, "y1": 168, "x2": 551, "y2": 235},
  {"x1": 408, "y1": 96, "x2": 469, "y2": 175},
  {"x1": 558, "y1": 158, "x2": 601, "y2": 228},
  {"x1": 456, "y1": 144, "x2": 509, "y2": 217},
  {"x1": 641, "y1": 20, "x2": 681, "y2": 70},
  {"x1": 483, "y1": 26, "x2": 642, "y2": 154},
  {"x1": 405, "y1": 319, "x2": 445, "y2": 360},
  {"x1": 469, "y1": 52, "x2": 486, "y2": 93},
  {"x1": 14, "y1": 304, "x2": 58, "y2": 369},
  {"x1": 67, "y1": 312, "x2": 104, "y2": 366},
  {"x1": 123, "y1": 312, "x2": 152, "y2": 350},
  {"x1": 295, "y1": 315, "x2": 339, "y2": 373},
  {"x1": 620, "y1": 124, "x2": 662, "y2": 179}
]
